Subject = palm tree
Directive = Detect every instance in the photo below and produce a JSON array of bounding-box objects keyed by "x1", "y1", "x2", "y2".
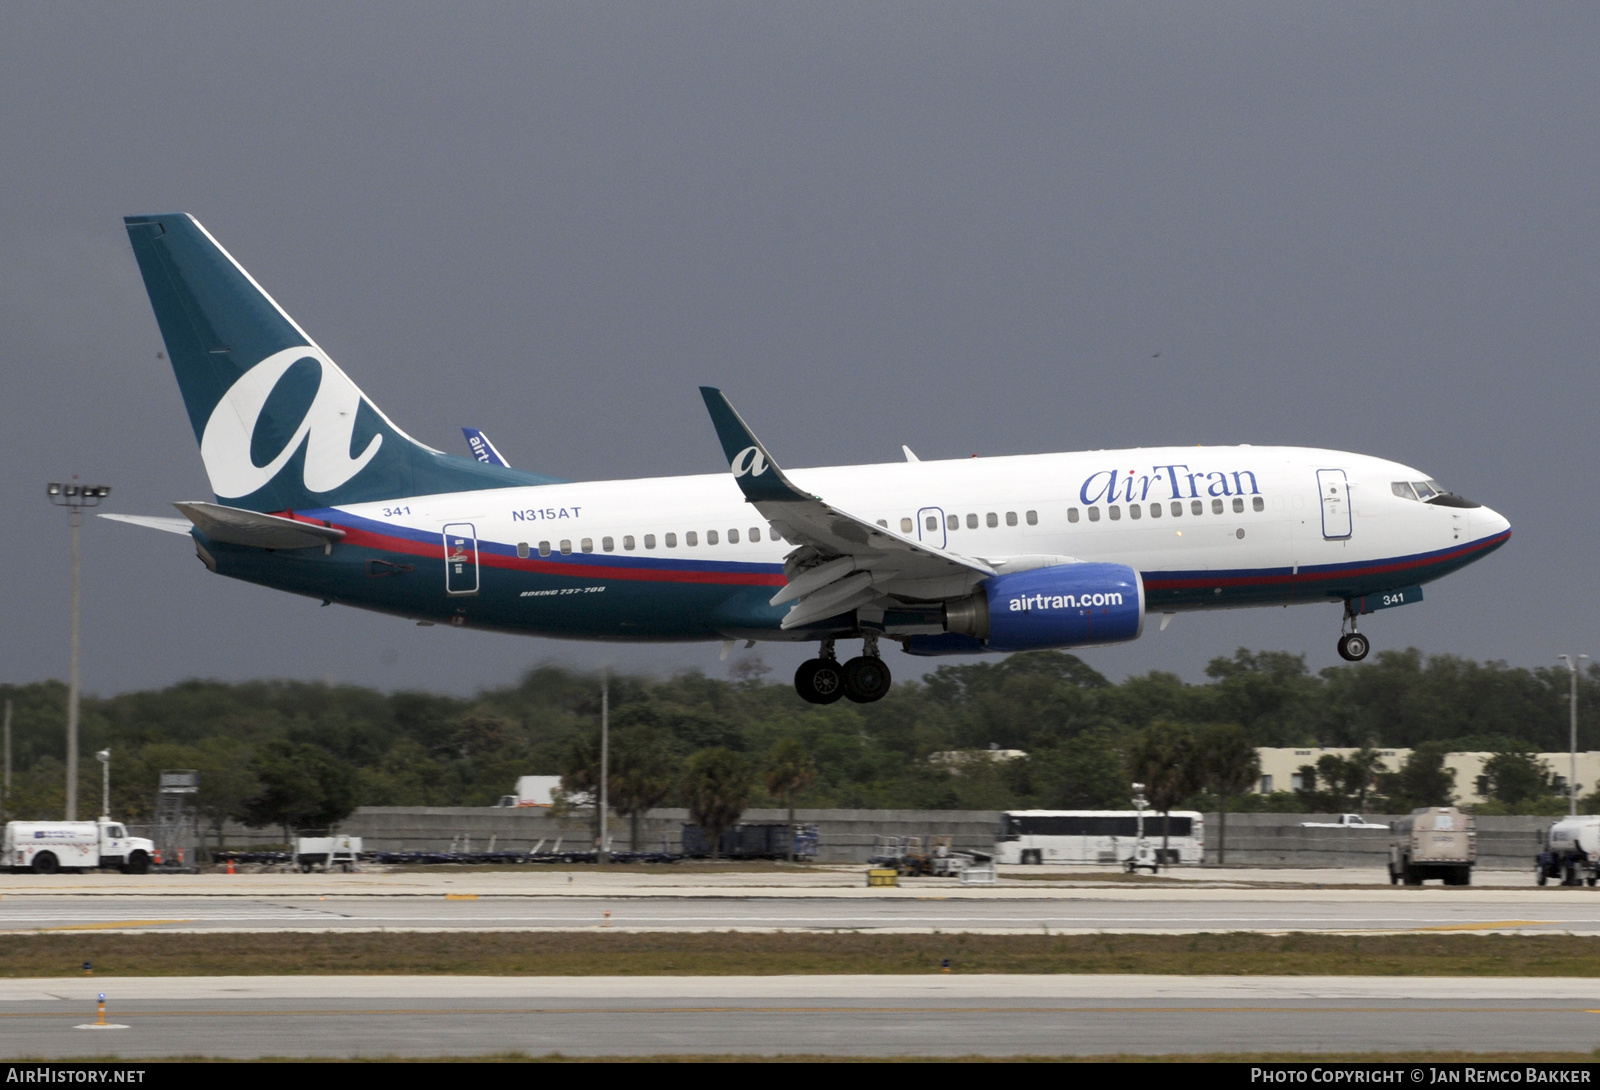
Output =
[
  {"x1": 1127, "y1": 722, "x2": 1201, "y2": 864},
  {"x1": 1196, "y1": 723, "x2": 1261, "y2": 865},
  {"x1": 682, "y1": 748, "x2": 753, "y2": 860},
  {"x1": 761, "y1": 738, "x2": 817, "y2": 861}
]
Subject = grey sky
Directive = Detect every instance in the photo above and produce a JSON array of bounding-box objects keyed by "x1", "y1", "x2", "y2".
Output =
[{"x1": 2, "y1": 4, "x2": 1595, "y2": 697}]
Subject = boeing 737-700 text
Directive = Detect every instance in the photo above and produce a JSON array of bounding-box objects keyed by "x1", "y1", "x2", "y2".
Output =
[{"x1": 104, "y1": 214, "x2": 1511, "y2": 704}]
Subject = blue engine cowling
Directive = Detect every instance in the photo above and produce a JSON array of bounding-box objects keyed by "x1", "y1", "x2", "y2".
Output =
[{"x1": 938, "y1": 562, "x2": 1145, "y2": 653}]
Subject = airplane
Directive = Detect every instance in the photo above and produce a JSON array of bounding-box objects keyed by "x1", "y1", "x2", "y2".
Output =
[{"x1": 105, "y1": 214, "x2": 1512, "y2": 705}]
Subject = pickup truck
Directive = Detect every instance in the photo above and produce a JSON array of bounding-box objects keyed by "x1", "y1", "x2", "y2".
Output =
[{"x1": 1300, "y1": 813, "x2": 1389, "y2": 829}]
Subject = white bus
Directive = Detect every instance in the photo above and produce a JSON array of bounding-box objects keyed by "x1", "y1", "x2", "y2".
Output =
[{"x1": 994, "y1": 810, "x2": 1205, "y2": 868}]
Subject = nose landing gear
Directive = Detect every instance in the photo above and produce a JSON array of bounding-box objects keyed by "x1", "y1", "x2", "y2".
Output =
[
  {"x1": 1337, "y1": 602, "x2": 1370, "y2": 662},
  {"x1": 795, "y1": 636, "x2": 893, "y2": 704}
]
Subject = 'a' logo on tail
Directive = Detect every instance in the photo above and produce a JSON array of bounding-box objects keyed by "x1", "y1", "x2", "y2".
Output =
[
  {"x1": 199, "y1": 347, "x2": 382, "y2": 498},
  {"x1": 731, "y1": 446, "x2": 769, "y2": 478}
]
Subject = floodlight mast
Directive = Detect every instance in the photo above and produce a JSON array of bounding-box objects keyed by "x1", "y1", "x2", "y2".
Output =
[
  {"x1": 96, "y1": 749, "x2": 111, "y2": 820},
  {"x1": 46, "y1": 481, "x2": 110, "y2": 821},
  {"x1": 1559, "y1": 654, "x2": 1589, "y2": 817}
]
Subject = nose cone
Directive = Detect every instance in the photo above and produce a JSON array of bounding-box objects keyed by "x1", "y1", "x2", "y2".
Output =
[{"x1": 1475, "y1": 505, "x2": 1512, "y2": 543}]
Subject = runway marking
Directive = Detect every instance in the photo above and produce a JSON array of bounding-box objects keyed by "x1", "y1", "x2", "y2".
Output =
[
  {"x1": 1415, "y1": 920, "x2": 1554, "y2": 932},
  {"x1": 40, "y1": 919, "x2": 193, "y2": 932},
  {"x1": 444, "y1": 894, "x2": 479, "y2": 901}
]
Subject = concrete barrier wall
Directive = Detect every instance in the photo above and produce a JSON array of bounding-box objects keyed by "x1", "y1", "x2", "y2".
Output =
[{"x1": 212, "y1": 807, "x2": 1556, "y2": 868}]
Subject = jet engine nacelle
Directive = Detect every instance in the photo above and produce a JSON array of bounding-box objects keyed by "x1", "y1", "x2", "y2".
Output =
[{"x1": 944, "y1": 562, "x2": 1145, "y2": 652}]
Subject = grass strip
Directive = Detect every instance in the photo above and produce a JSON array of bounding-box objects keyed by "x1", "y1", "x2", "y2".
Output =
[
  {"x1": 16, "y1": 931, "x2": 1600, "y2": 977},
  {"x1": 12, "y1": 1051, "x2": 1600, "y2": 1063}
]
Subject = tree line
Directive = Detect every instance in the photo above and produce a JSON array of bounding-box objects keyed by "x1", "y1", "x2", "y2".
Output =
[{"x1": 0, "y1": 647, "x2": 1595, "y2": 838}]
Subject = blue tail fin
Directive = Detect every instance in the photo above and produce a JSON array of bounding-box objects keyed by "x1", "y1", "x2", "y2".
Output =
[{"x1": 124, "y1": 214, "x2": 559, "y2": 512}]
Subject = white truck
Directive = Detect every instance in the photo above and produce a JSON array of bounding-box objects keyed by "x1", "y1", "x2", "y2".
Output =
[
  {"x1": 493, "y1": 775, "x2": 561, "y2": 808},
  {"x1": 3, "y1": 819, "x2": 154, "y2": 875},
  {"x1": 1301, "y1": 813, "x2": 1390, "y2": 829},
  {"x1": 1535, "y1": 816, "x2": 1600, "y2": 887},
  {"x1": 1388, "y1": 806, "x2": 1476, "y2": 886}
]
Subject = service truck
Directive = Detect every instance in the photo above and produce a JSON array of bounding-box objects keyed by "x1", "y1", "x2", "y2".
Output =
[
  {"x1": 1300, "y1": 814, "x2": 1390, "y2": 829},
  {"x1": 1535, "y1": 816, "x2": 1600, "y2": 886},
  {"x1": 3, "y1": 819, "x2": 153, "y2": 875},
  {"x1": 1388, "y1": 806, "x2": 1475, "y2": 886}
]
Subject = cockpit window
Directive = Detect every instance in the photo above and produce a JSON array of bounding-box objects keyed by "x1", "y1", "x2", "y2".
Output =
[{"x1": 1394, "y1": 478, "x2": 1482, "y2": 509}]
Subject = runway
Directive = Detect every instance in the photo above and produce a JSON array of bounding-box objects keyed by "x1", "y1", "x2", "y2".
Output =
[
  {"x1": 2, "y1": 887, "x2": 1598, "y2": 935},
  {"x1": 4, "y1": 976, "x2": 1598, "y2": 1058}
]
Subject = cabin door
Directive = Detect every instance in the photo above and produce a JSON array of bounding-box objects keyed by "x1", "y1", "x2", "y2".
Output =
[
  {"x1": 442, "y1": 523, "x2": 480, "y2": 596},
  {"x1": 1316, "y1": 469, "x2": 1352, "y2": 540}
]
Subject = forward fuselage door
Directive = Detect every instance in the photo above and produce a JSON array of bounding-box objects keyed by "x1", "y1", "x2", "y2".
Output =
[
  {"x1": 916, "y1": 507, "x2": 947, "y2": 549},
  {"x1": 443, "y1": 522, "x2": 480, "y2": 596},
  {"x1": 1316, "y1": 469, "x2": 1352, "y2": 540}
]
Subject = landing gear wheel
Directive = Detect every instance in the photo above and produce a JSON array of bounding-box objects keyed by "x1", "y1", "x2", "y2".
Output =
[
  {"x1": 1337, "y1": 633, "x2": 1370, "y2": 661},
  {"x1": 841, "y1": 656, "x2": 892, "y2": 703},
  {"x1": 794, "y1": 658, "x2": 844, "y2": 705}
]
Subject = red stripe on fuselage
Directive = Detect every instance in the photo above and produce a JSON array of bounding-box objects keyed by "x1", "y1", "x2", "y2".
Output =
[
  {"x1": 279, "y1": 512, "x2": 787, "y2": 587},
  {"x1": 1141, "y1": 530, "x2": 1510, "y2": 591}
]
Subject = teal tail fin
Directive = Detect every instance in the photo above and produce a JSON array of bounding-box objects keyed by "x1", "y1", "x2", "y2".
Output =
[{"x1": 124, "y1": 214, "x2": 559, "y2": 512}]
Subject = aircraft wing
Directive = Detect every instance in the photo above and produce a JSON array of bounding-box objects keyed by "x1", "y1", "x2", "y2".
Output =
[{"x1": 699, "y1": 387, "x2": 994, "y2": 630}]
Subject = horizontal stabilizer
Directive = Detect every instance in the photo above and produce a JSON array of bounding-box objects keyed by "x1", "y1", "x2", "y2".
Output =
[
  {"x1": 173, "y1": 501, "x2": 345, "y2": 550},
  {"x1": 98, "y1": 513, "x2": 194, "y2": 536}
]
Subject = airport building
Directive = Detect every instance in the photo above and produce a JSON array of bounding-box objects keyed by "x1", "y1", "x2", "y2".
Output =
[{"x1": 1253, "y1": 747, "x2": 1600, "y2": 806}]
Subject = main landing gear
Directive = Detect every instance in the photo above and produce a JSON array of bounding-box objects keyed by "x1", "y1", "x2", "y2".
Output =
[
  {"x1": 795, "y1": 636, "x2": 892, "y2": 705},
  {"x1": 1337, "y1": 602, "x2": 1371, "y2": 662}
]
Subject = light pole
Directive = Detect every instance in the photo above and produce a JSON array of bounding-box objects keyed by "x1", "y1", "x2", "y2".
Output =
[
  {"x1": 96, "y1": 749, "x2": 111, "y2": 819},
  {"x1": 1559, "y1": 654, "x2": 1589, "y2": 816},
  {"x1": 598, "y1": 667, "x2": 609, "y2": 865},
  {"x1": 46, "y1": 481, "x2": 110, "y2": 822}
]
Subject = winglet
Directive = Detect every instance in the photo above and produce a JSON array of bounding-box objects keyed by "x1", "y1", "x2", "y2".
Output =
[
  {"x1": 461, "y1": 428, "x2": 510, "y2": 467},
  {"x1": 698, "y1": 387, "x2": 812, "y2": 503}
]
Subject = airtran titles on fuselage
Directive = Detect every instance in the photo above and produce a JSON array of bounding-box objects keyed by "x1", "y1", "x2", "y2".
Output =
[{"x1": 1079, "y1": 464, "x2": 1262, "y2": 506}]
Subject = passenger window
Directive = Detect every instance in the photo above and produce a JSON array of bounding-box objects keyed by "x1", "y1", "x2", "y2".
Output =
[
  {"x1": 623, "y1": 535, "x2": 636, "y2": 551},
  {"x1": 986, "y1": 512, "x2": 998, "y2": 528},
  {"x1": 602, "y1": 537, "x2": 615, "y2": 552},
  {"x1": 1087, "y1": 507, "x2": 1101, "y2": 522},
  {"x1": 1129, "y1": 504, "x2": 1141, "y2": 520},
  {"x1": 1252, "y1": 496, "x2": 1265, "y2": 512},
  {"x1": 560, "y1": 539, "x2": 572, "y2": 555},
  {"x1": 966, "y1": 513, "x2": 978, "y2": 529},
  {"x1": 1171, "y1": 501, "x2": 1182, "y2": 517},
  {"x1": 539, "y1": 541, "x2": 552, "y2": 556},
  {"x1": 927, "y1": 515, "x2": 939, "y2": 531},
  {"x1": 901, "y1": 517, "x2": 914, "y2": 533},
  {"x1": 1211, "y1": 498, "x2": 1224, "y2": 515},
  {"x1": 1005, "y1": 511, "x2": 1017, "y2": 527},
  {"x1": 1108, "y1": 505, "x2": 1121, "y2": 521},
  {"x1": 681, "y1": 532, "x2": 693, "y2": 547},
  {"x1": 728, "y1": 529, "x2": 739, "y2": 544},
  {"x1": 704, "y1": 530, "x2": 716, "y2": 545},
  {"x1": 581, "y1": 538, "x2": 594, "y2": 553},
  {"x1": 1067, "y1": 508, "x2": 1080, "y2": 523},
  {"x1": 947, "y1": 514, "x2": 959, "y2": 531},
  {"x1": 516, "y1": 542, "x2": 530, "y2": 559},
  {"x1": 1025, "y1": 510, "x2": 1037, "y2": 525},
  {"x1": 644, "y1": 534, "x2": 656, "y2": 549},
  {"x1": 875, "y1": 519, "x2": 887, "y2": 528},
  {"x1": 1191, "y1": 499, "x2": 1203, "y2": 515},
  {"x1": 1232, "y1": 497, "x2": 1244, "y2": 513},
  {"x1": 1150, "y1": 503, "x2": 1161, "y2": 518},
  {"x1": 749, "y1": 527, "x2": 761, "y2": 542}
]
